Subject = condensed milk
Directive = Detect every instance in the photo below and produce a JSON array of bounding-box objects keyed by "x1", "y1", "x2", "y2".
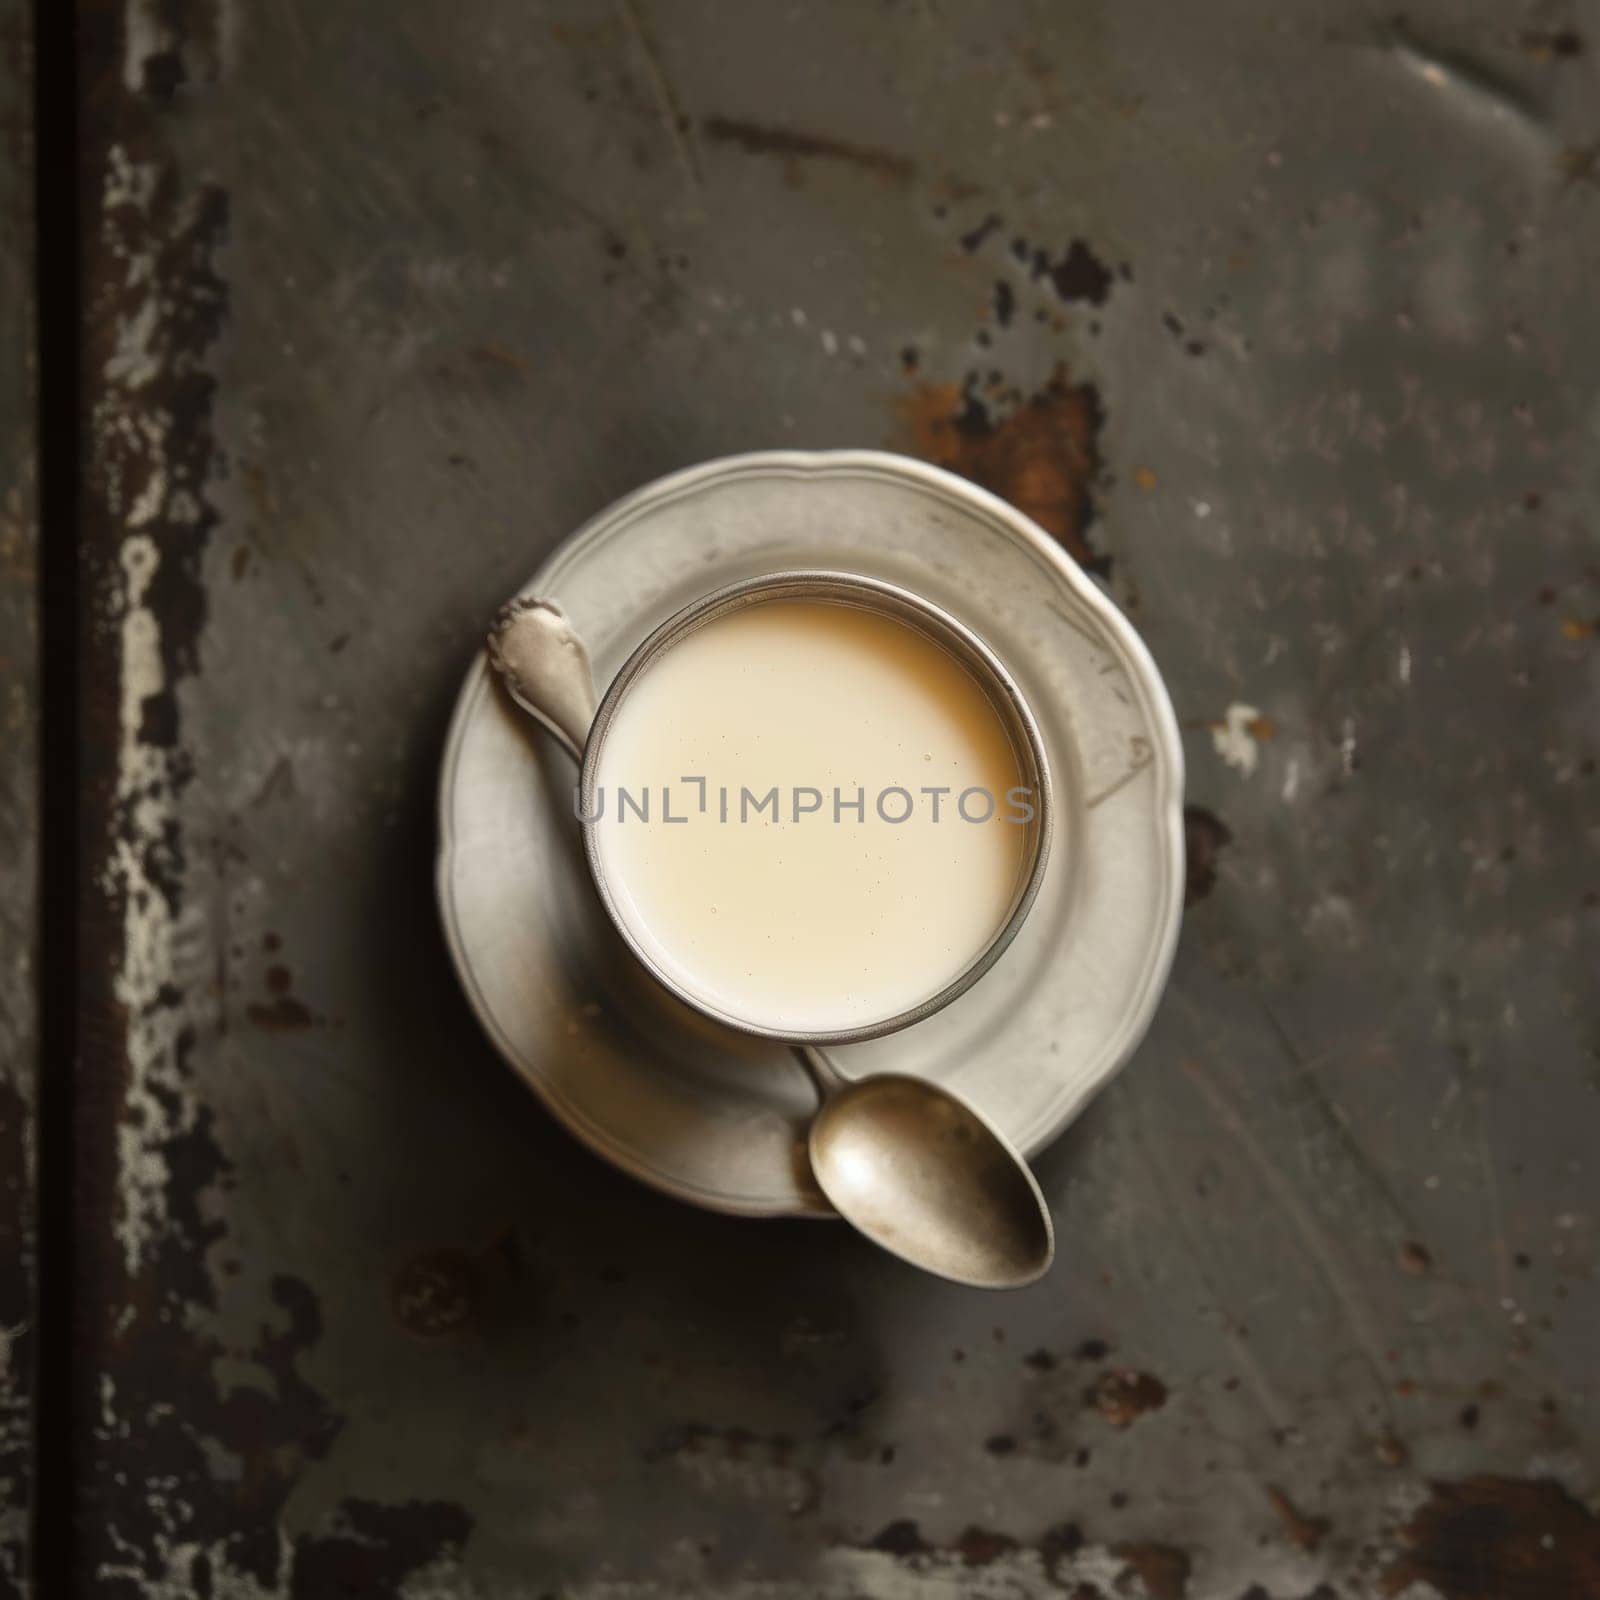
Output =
[{"x1": 589, "y1": 595, "x2": 1038, "y2": 1036}]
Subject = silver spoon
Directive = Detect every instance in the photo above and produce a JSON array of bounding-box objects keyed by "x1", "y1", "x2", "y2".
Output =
[{"x1": 487, "y1": 597, "x2": 1055, "y2": 1289}]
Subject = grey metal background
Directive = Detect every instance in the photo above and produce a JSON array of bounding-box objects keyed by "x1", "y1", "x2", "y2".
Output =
[{"x1": 35, "y1": 0, "x2": 1600, "y2": 1593}]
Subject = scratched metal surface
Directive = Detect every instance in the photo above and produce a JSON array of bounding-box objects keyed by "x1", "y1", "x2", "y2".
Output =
[
  {"x1": 0, "y1": 0, "x2": 35, "y2": 1592},
  {"x1": 72, "y1": 0, "x2": 1598, "y2": 1595}
]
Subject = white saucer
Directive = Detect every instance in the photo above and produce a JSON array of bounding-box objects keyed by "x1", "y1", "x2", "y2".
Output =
[{"x1": 437, "y1": 451, "x2": 1184, "y2": 1216}]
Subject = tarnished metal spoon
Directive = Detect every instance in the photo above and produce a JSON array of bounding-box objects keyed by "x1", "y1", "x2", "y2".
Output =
[
  {"x1": 486, "y1": 596, "x2": 596, "y2": 765},
  {"x1": 486, "y1": 597, "x2": 1055, "y2": 1289},
  {"x1": 793, "y1": 1046, "x2": 1052, "y2": 1288}
]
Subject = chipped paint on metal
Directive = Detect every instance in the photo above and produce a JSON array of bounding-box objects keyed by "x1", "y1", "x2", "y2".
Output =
[
  {"x1": 1211, "y1": 702, "x2": 1265, "y2": 777},
  {"x1": 108, "y1": 533, "x2": 183, "y2": 1276},
  {"x1": 120, "y1": 0, "x2": 167, "y2": 93},
  {"x1": 121, "y1": 0, "x2": 236, "y2": 95},
  {"x1": 92, "y1": 143, "x2": 205, "y2": 1278},
  {"x1": 98, "y1": 1532, "x2": 290, "y2": 1599},
  {"x1": 70, "y1": 12, "x2": 485, "y2": 1588},
  {"x1": 1340, "y1": 716, "x2": 1358, "y2": 779},
  {"x1": 543, "y1": 1534, "x2": 1312, "y2": 1599}
]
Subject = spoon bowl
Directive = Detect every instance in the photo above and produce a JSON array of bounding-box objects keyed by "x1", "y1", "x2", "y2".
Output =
[{"x1": 809, "y1": 1073, "x2": 1054, "y2": 1288}]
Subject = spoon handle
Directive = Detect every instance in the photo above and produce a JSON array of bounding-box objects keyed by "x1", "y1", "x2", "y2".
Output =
[
  {"x1": 793, "y1": 1044, "x2": 848, "y2": 1103},
  {"x1": 486, "y1": 597, "x2": 598, "y2": 764}
]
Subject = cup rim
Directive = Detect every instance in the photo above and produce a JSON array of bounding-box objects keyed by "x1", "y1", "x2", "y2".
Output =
[{"x1": 577, "y1": 570, "x2": 1055, "y2": 1046}]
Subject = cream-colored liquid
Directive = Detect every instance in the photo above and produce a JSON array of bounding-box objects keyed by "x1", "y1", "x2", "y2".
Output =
[{"x1": 591, "y1": 600, "x2": 1031, "y2": 1035}]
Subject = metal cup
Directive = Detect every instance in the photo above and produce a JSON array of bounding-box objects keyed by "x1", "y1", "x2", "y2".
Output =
[{"x1": 578, "y1": 571, "x2": 1054, "y2": 1046}]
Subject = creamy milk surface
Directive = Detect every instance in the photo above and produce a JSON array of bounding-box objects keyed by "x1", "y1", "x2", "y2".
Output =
[{"x1": 590, "y1": 599, "x2": 1031, "y2": 1034}]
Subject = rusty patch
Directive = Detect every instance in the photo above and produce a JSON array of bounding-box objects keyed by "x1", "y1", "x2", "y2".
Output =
[
  {"x1": 391, "y1": 1250, "x2": 481, "y2": 1339},
  {"x1": 1088, "y1": 1369, "x2": 1169, "y2": 1428},
  {"x1": 1382, "y1": 1477, "x2": 1600, "y2": 1600},
  {"x1": 700, "y1": 115, "x2": 914, "y2": 181},
  {"x1": 1518, "y1": 28, "x2": 1584, "y2": 59},
  {"x1": 896, "y1": 362, "x2": 1109, "y2": 574},
  {"x1": 245, "y1": 995, "x2": 316, "y2": 1031},
  {"x1": 1114, "y1": 1541, "x2": 1191, "y2": 1599},
  {"x1": 1044, "y1": 239, "x2": 1115, "y2": 306},
  {"x1": 956, "y1": 1526, "x2": 1019, "y2": 1566},
  {"x1": 246, "y1": 960, "x2": 322, "y2": 1031},
  {"x1": 1183, "y1": 806, "x2": 1232, "y2": 904},
  {"x1": 1398, "y1": 1239, "x2": 1432, "y2": 1274},
  {"x1": 1265, "y1": 1485, "x2": 1330, "y2": 1551}
]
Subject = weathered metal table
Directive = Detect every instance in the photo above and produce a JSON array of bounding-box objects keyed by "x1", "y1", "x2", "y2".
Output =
[{"x1": 4, "y1": 0, "x2": 1597, "y2": 1594}]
